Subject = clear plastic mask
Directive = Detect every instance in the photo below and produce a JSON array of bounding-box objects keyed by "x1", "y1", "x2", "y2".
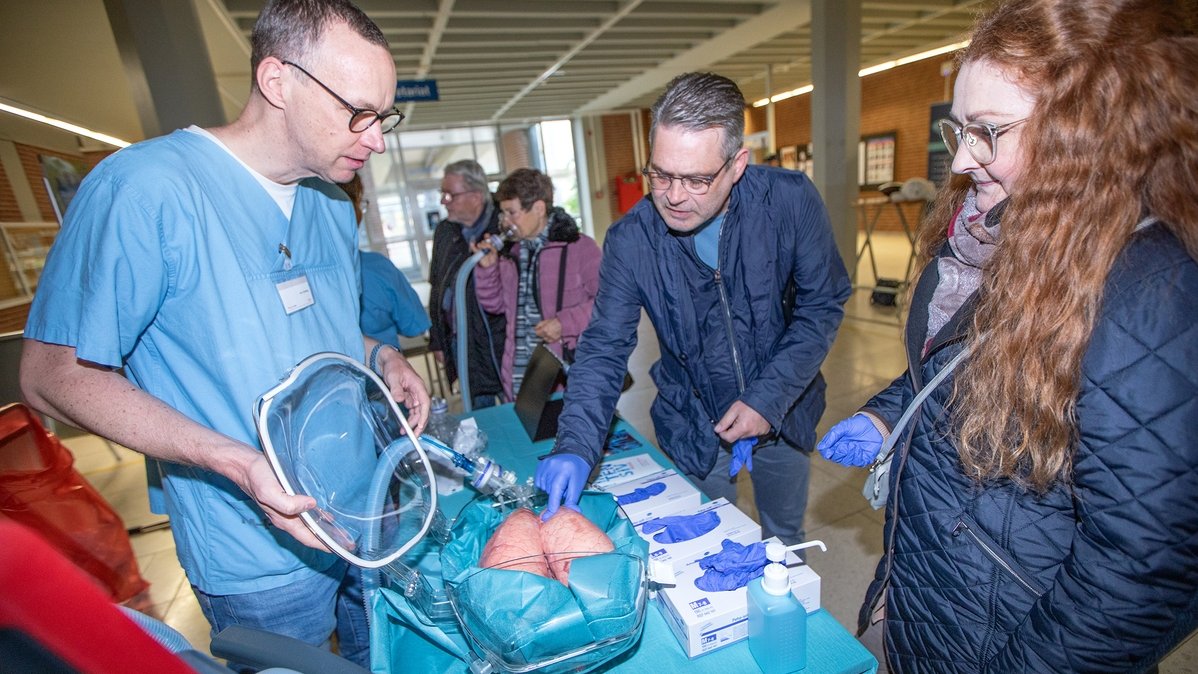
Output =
[{"x1": 254, "y1": 353, "x2": 438, "y2": 568}]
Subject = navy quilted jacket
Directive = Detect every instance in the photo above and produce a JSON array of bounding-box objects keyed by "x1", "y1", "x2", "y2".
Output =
[
  {"x1": 554, "y1": 166, "x2": 850, "y2": 476},
  {"x1": 860, "y1": 223, "x2": 1198, "y2": 673}
]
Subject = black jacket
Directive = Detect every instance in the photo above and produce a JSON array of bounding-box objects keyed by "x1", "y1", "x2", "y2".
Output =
[
  {"x1": 426, "y1": 204, "x2": 504, "y2": 396},
  {"x1": 861, "y1": 223, "x2": 1198, "y2": 673}
]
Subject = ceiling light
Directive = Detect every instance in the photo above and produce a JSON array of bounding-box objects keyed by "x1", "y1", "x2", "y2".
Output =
[
  {"x1": 751, "y1": 39, "x2": 970, "y2": 108},
  {"x1": 0, "y1": 99, "x2": 131, "y2": 149}
]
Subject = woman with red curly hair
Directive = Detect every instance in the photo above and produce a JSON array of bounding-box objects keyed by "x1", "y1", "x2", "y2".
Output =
[{"x1": 819, "y1": 1, "x2": 1198, "y2": 671}]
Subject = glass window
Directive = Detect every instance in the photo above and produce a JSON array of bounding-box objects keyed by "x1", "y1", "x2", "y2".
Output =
[
  {"x1": 540, "y1": 119, "x2": 580, "y2": 223},
  {"x1": 361, "y1": 120, "x2": 582, "y2": 280}
]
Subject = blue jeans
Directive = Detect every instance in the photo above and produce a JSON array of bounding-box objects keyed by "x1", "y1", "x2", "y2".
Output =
[
  {"x1": 688, "y1": 438, "x2": 810, "y2": 546},
  {"x1": 193, "y1": 561, "x2": 369, "y2": 671},
  {"x1": 471, "y1": 393, "x2": 498, "y2": 409}
]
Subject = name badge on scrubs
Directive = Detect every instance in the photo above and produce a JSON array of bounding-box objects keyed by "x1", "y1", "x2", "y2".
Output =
[{"x1": 276, "y1": 275, "x2": 315, "y2": 314}]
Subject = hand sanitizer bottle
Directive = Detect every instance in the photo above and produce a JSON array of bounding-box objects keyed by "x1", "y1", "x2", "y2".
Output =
[{"x1": 747, "y1": 540, "x2": 825, "y2": 674}]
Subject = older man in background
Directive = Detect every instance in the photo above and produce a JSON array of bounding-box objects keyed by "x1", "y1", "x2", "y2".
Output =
[{"x1": 427, "y1": 159, "x2": 506, "y2": 409}]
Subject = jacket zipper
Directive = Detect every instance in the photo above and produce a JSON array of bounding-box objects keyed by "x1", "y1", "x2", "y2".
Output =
[
  {"x1": 951, "y1": 519, "x2": 1046, "y2": 598},
  {"x1": 713, "y1": 269, "x2": 747, "y2": 394}
]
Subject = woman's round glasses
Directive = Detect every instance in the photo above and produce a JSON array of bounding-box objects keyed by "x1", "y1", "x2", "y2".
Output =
[
  {"x1": 283, "y1": 60, "x2": 404, "y2": 134},
  {"x1": 938, "y1": 118, "x2": 1026, "y2": 165}
]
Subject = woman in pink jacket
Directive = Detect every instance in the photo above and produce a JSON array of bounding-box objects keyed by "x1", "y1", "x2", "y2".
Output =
[{"x1": 473, "y1": 169, "x2": 602, "y2": 403}]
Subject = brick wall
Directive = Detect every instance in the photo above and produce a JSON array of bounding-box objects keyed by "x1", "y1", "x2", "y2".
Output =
[
  {"x1": 748, "y1": 57, "x2": 954, "y2": 232},
  {"x1": 0, "y1": 160, "x2": 20, "y2": 223},
  {"x1": 0, "y1": 298, "x2": 32, "y2": 334},
  {"x1": 0, "y1": 143, "x2": 109, "y2": 302},
  {"x1": 1, "y1": 157, "x2": 27, "y2": 299}
]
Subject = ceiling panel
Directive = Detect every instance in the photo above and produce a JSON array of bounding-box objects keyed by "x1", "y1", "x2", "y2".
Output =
[{"x1": 0, "y1": 0, "x2": 995, "y2": 148}]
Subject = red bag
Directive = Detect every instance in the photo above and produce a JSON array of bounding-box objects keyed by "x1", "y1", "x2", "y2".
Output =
[{"x1": 0, "y1": 403, "x2": 149, "y2": 602}]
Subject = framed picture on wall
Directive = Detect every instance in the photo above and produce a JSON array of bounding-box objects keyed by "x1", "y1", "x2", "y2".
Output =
[
  {"x1": 779, "y1": 146, "x2": 798, "y2": 171},
  {"x1": 795, "y1": 144, "x2": 814, "y2": 178},
  {"x1": 38, "y1": 155, "x2": 89, "y2": 225},
  {"x1": 927, "y1": 102, "x2": 953, "y2": 186},
  {"x1": 858, "y1": 132, "x2": 897, "y2": 189}
]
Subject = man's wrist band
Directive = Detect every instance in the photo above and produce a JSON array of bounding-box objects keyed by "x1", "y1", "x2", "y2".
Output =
[{"x1": 369, "y1": 343, "x2": 397, "y2": 375}]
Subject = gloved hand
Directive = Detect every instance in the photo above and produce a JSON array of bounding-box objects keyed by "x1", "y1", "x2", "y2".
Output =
[
  {"x1": 535, "y1": 453, "x2": 591, "y2": 520},
  {"x1": 729, "y1": 437, "x2": 758, "y2": 477},
  {"x1": 698, "y1": 539, "x2": 766, "y2": 573},
  {"x1": 640, "y1": 510, "x2": 720, "y2": 544},
  {"x1": 614, "y1": 481, "x2": 667, "y2": 506},
  {"x1": 817, "y1": 414, "x2": 884, "y2": 467}
]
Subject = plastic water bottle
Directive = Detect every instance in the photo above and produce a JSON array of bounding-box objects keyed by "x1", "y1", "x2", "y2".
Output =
[
  {"x1": 747, "y1": 542, "x2": 808, "y2": 673},
  {"x1": 425, "y1": 397, "x2": 459, "y2": 445},
  {"x1": 452, "y1": 418, "x2": 488, "y2": 460}
]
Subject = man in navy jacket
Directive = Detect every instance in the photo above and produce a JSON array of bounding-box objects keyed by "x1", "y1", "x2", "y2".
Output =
[{"x1": 536, "y1": 72, "x2": 850, "y2": 544}]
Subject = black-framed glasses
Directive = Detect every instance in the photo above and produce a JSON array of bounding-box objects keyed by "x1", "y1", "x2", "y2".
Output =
[
  {"x1": 938, "y1": 117, "x2": 1026, "y2": 165},
  {"x1": 282, "y1": 60, "x2": 404, "y2": 134},
  {"x1": 641, "y1": 154, "x2": 734, "y2": 195}
]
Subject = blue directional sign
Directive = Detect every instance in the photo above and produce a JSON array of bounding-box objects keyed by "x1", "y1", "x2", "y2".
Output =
[{"x1": 395, "y1": 80, "x2": 439, "y2": 102}]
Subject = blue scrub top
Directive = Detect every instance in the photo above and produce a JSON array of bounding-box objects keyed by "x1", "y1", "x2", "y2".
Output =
[
  {"x1": 25, "y1": 130, "x2": 365, "y2": 594},
  {"x1": 359, "y1": 250, "x2": 430, "y2": 347}
]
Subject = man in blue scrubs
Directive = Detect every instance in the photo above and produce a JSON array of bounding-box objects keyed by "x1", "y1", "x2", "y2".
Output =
[{"x1": 19, "y1": 0, "x2": 427, "y2": 667}]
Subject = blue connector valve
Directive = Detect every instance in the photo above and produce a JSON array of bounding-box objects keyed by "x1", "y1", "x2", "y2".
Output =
[{"x1": 420, "y1": 435, "x2": 516, "y2": 496}]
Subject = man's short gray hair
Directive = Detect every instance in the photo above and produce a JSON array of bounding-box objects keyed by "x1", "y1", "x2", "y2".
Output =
[
  {"x1": 649, "y1": 72, "x2": 745, "y2": 160},
  {"x1": 444, "y1": 159, "x2": 490, "y2": 197},
  {"x1": 250, "y1": 0, "x2": 387, "y2": 91}
]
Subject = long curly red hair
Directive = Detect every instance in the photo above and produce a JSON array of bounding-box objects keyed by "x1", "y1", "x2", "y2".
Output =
[{"x1": 916, "y1": 0, "x2": 1198, "y2": 491}]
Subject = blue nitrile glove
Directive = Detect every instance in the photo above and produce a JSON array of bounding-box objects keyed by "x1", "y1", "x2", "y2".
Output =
[
  {"x1": 694, "y1": 540, "x2": 768, "y2": 591},
  {"x1": 729, "y1": 437, "x2": 758, "y2": 477},
  {"x1": 698, "y1": 539, "x2": 767, "y2": 573},
  {"x1": 695, "y1": 563, "x2": 766, "y2": 592},
  {"x1": 535, "y1": 453, "x2": 591, "y2": 520},
  {"x1": 817, "y1": 414, "x2": 884, "y2": 467},
  {"x1": 639, "y1": 510, "x2": 720, "y2": 544},
  {"x1": 614, "y1": 481, "x2": 667, "y2": 506}
]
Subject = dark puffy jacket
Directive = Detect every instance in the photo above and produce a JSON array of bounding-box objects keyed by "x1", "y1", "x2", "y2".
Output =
[
  {"x1": 555, "y1": 166, "x2": 851, "y2": 477},
  {"x1": 860, "y1": 223, "x2": 1198, "y2": 673},
  {"x1": 427, "y1": 204, "x2": 505, "y2": 396}
]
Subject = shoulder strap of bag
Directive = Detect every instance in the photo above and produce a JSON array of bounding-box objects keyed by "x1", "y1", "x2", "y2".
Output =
[
  {"x1": 555, "y1": 244, "x2": 569, "y2": 313},
  {"x1": 870, "y1": 344, "x2": 972, "y2": 470}
]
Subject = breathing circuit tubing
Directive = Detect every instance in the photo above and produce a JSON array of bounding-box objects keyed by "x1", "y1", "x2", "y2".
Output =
[{"x1": 453, "y1": 234, "x2": 508, "y2": 412}]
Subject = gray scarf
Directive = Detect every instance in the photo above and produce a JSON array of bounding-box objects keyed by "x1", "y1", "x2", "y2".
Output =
[{"x1": 925, "y1": 190, "x2": 1001, "y2": 351}]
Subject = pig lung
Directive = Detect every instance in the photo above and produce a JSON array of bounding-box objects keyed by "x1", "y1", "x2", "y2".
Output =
[
  {"x1": 539, "y1": 508, "x2": 615, "y2": 584},
  {"x1": 478, "y1": 508, "x2": 551, "y2": 578},
  {"x1": 477, "y1": 508, "x2": 615, "y2": 584}
]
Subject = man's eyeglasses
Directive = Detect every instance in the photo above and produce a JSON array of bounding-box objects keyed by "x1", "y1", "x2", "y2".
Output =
[
  {"x1": 283, "y1": 60, "x2": 404, "y2": 134},
  {"x1": 641, "y1": 155, "x2": 734, "y2": 195},
  {"x1": 938, "y1": 117, "x2": 1026, "y2": 165},
  {"x1": 440, "y1": 190, "x2": 477, "y2": 202}
]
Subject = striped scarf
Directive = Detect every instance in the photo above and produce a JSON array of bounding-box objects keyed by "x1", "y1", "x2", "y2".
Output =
[{"x1": 511, "y1": 233, "x2": 548, "y2": 395}]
